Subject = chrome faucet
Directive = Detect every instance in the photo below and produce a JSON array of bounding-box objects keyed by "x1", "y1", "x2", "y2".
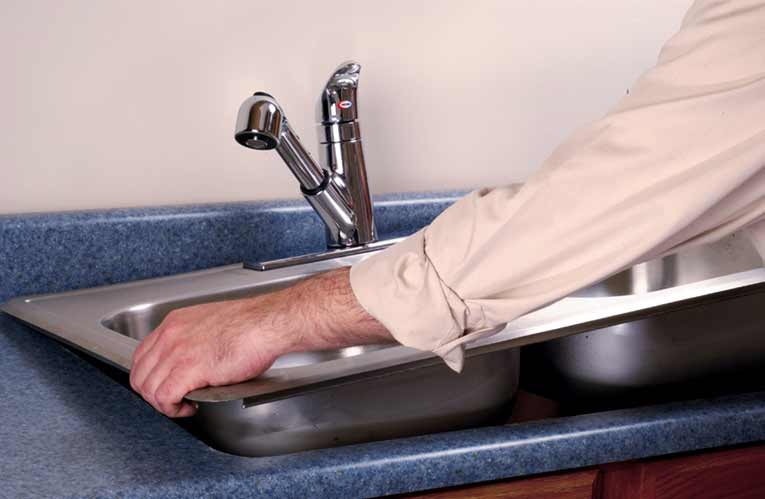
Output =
[{"x1": 235, "y1": 61, "x2": 377, "y2": 251}]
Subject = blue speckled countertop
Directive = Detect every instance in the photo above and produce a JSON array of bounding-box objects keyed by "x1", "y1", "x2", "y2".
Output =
[{"x1": 2, "y1": 191, "x2": 765, "y2": 499}]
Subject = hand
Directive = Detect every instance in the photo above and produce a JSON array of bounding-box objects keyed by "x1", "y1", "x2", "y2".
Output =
[{"x1": 129, "y1": 267, "x2": 391, "y2": 417}]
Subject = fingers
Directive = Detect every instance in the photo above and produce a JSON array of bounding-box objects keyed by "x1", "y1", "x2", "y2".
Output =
[
  {"x1": 132, "y1": 350, "x2": 201, "y2": 417},
  {"x1": 131, "y1": 321, "x2": 205, "y2": 417},
  {"x1": 132, "y1": 326, "x2": 161, "y2": 366},
  {"x1": 129, "y1": 326, "x2": 171, "y2": 395},
  {"x1": 172, "y1": 402, "x2": 198, "y2": 418},
  {"x1": 133, "y1": 308, "x2": 187, "y2": 362},
  {"x1": 135, "y1": 353, "x2": 177, "y2": 411},
  {"x1": 131, "y1": 318, "x2": 197, "y2": 416},
  {"x1": 154, "y1": 367, "x2": 201, "y2": 417}
]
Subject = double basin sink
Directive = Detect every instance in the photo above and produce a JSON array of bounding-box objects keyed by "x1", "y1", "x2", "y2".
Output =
[{"x1": 3, "y1": 232, "x2": 765, "y2": 456}]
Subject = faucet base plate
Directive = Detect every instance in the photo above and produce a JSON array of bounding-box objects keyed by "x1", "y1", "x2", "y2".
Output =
[{"x1": 244, "y1": 237, "x2": 403, "y2": 271}]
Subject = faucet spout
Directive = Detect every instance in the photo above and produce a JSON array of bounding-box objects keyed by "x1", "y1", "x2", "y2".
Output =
[
  {"x1": 235, "y1": 92, "x2": 357, "y2": 246},
  {"x1": 235, "y1": 92, "x2": 325, "y2": 191}
]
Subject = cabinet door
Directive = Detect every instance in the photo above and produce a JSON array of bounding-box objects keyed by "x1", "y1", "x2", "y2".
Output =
[
  {"x1": 393, "y1": 444, "x2": 765, "y2": 499},
  {"x1": 395, "y1": 469, "x2": 599, "y2": 499},
  {"x1": 597, "y1": 445, "x2": 765, "y2": 499}
]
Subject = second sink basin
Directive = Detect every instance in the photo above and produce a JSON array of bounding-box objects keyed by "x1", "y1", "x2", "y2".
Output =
[
  {"x1": 526, "y1": 232, "x2": 765, "y2": 402},
  {"x1": 572, "y1": 233, "x2": 762, "y2": 297}
]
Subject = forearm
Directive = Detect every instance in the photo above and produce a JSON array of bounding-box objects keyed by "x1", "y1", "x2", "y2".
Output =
[{"x1": 271, "y1": 267, "x2": 392, "y2": 354}]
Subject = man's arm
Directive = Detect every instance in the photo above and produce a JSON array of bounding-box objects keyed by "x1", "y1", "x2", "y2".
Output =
[
  {"x1": 129, "y1": 268, "x2": 390, "y2": 417},
  {"x1": 133, "y1": 0, "x2": 765, "y2": 417},
  {"x1": 350, "y1": 0, "x2": 765, "y2": 371}
]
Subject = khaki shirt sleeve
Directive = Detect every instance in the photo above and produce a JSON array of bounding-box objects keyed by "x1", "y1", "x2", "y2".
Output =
[{"x1": 350, "y1": 0, "x2": 765, "y2": 371}]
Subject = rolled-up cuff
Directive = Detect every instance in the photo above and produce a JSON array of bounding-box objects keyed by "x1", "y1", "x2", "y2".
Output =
[{"x1": 349, "y1": 229, "x2": 469, "y2": 371}]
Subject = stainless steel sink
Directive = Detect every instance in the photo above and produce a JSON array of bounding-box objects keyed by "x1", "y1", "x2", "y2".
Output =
[
  {"x1": 527, "y1": 232, "x2": 765, "y2": 400},
  {"x1": 4, "y1": 233, "x2": 765, "y2": 456}
]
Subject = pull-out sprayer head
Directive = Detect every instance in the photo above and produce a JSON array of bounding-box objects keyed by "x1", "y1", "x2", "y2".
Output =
[
  {"x1": 235, "y1": 91, "x2": 326, "y2": 190},
  {"x1": 234, "y1": 92, "x2": 283, "y2": 150}
]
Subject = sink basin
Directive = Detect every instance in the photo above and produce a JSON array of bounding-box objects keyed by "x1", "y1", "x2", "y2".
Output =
[
  {"x1": 572, "y1": 232, "x2": 762, "y2": 297},
  {"x1": 4, "y1": 233, "x2": 765, "y2": 455},
  {"x1": 525, "y1": 232, "x2": 765, "y2": 402}
]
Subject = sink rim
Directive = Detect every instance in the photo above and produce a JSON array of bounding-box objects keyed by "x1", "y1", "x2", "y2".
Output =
[{"x1": 4, "y1": 244, "x2": 765, "y2": 405}]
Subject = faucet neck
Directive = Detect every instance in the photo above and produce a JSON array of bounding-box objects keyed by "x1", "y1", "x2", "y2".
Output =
[{"x1": 317, "y1": 61, "x2": 377, "y2": 247}]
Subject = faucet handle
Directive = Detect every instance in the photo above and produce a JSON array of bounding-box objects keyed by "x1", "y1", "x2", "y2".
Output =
[{"x1": 319, "y1": 61, "x2": 361, "y2": 124}]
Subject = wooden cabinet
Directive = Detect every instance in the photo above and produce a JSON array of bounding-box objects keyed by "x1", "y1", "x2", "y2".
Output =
[
  {"x1": 390, "y1": 444, "x2": 765, "y2": 499},
  {"x1": 598, "y1": 445, "x2": 765, "y2": 499},
  {"x1": 398, "y1": 470, "x2": 598, "y2": 499}
]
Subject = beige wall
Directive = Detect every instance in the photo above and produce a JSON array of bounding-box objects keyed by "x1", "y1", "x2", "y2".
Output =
[{"x1": 0, "y1": 0, "x2": 693, "y2": 214}]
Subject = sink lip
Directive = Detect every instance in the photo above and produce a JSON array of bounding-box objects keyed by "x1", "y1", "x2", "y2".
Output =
[{"x1": 3, "y1": 248, "x2": 765, "y2": 404}]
